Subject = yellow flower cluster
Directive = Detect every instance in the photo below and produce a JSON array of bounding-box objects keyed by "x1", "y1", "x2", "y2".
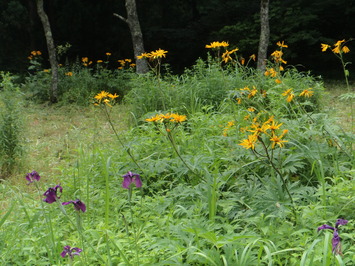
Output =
[
  {"x1": 282, "y1": 88, "x2": 314, "y2": 102},
  {"x1": 235, "y1": 86, "x2": 266, "y2": 105},
  {"x1": 205, "y1": 41, "x2": 229, "y2": 49},
  {"x1": 146, "y1": 113, "x2": 187, "y2": 123},
  {"x1": 137, "y1": 49, "x2": 168, "y2": 60},
  {"x1": 265, "y1": 41, "x2": 288, "y2": 79},
  {"x1": 117, "y1": 59, "x2": 135, "y2": 69},
  {"x1": 321, "y1": 40, "x2": 350, "y2": 54},
  {"x1": 65, "y1": 72, "x2": 73, "y2": 76},
  {"x1": 28, "y1": 50, "x2": 42, "y2": 60},
  {"x1": 239, "y1": 115, "x2": 288, "y2": 150},
  {"x1": 82, "y1": 57, "x2": 93, "y2": 67},
  {"x1": 221, "y1": 48, "x2": 239, "y2": 63},
  {"x1": 93, "y1": 91, "x2": 119, "y2": 107}
]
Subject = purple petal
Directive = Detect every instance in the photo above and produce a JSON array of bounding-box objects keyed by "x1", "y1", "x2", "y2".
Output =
[
  {"x1": 317, "y1": 224, "x2": 335, "y2": 232},
  {"x1": 134, "y1": 176, "x2": 142, "y2": 188},
  {"x1": 332, "y1": 230, "x2": 340, "y2": 253},
  {"x1": 60, "y1": 251, "x2": 67, "y2": 258},
  {"x1": 122, "y1": 176, "x2": 132, "y2": 189},
  {"x1": 62, "y1": 201, "x2": 74, "y2": 206},
  {"x1": 73, "y1": 200, "x2": 86, "y2": 212},
  {"x1": 335, "y1": 219, "x2": 348, "y2": 228}
]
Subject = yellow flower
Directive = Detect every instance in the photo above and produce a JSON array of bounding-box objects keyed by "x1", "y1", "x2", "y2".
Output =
[
  {"x1": 106, "y1": 52, "x2": 111, "y2": 56},
  {"x1": 65, "y1": 72, "x2": 73, "y2": 76},
  {"x1": 342, "y1": 46, "x2": 350, "y2": 53},
  {"x1": 265, "y1": 120, "x2": 283, "y2": 131},
  {"x1": 334, "y1": 39, "x2": 345, "y2": 47},
  {"x1": 239, "y1": 134, "x2": 258, "y2": 150},
  {"x1": 227, "y1": 121, "x2": 235, "y2": 127},
  {"x1": 97, "y1": 60, "x2": 103, "y2": 63},
  {"x1": 118, "y1": 59, "x2": 126, "y2": 66},
  {"x1": 276, "y1": 41, "x2": 288, "y2": 48},
  {"x1": 125, "y1": 59, "x2": 132, "y2": 62},
  {"x1": 108, "y1": 93, "x2": 119, "y2": 99},
  {"x1": 150, "y1": 48, "x2": 168, "y2": 59},
  {"x1": 265, "y1": 68, "x2": 277, "y2": 77},
  {"x1": 170, "y1": 113, "x2": 187, "y2": 123},
  {"x1": 43, "y1": 69, "x2": 50, "y2": 73},
  {"x1": 286, "y1": 93, "x2": 295, "y2": 102},
  {"x1": 82, "y1": 57, "x2": 89, "y2": 63},
  {"x1": 247, "y1": 107, "x2": 255, "y2": 112},
  {"x1": 270, "y1": 133, "x2": 288, "y2": 148},
  {"x1": 205, "y1": 41, "x2": 229, "y2": 49},
  {"x1": 282, "y1": 89, "x2": 294, "y2": 102},
  {"x1": 299, "y1": 88, "x2": 314, "y2": 97},
  {"x1": 94, "y1": 91, "x2": 109, "y2": 102},
  {"x1": 321, "y1": 43, "x2": 330, "y2": 52},
  {"x1": 332, "y1": 46, "x2": 341, "y2": 54},
  {"x1": 250, "y1": 54, "x2": 256, "y2": 61},
  {"x1": 222, "y1": 51, "x2": 232, "y2": 63},
  {"x1": 236, "y1": 98, "x2": 242, "y2": 104},
  {"x1": 275, "y1": 79, "x2": 282, "y2": 84},
  {"x1": 137, "y1": 52, "x2": 151, "y2": 59},
  {"x1": 145, "y1": 114, "x2": 165, "y2": 123},
  {"x1": 248, "y1": 87, "x2": 258, "y2": 98}
]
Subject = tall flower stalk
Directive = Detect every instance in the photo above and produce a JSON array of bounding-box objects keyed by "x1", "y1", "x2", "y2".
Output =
[
  {"x1": 146, "y1": 113, "x2": 204, "y2": 183},
  {"x1": 321, "y1": 39, "x2": 354, "y2": 134},
  {"x1": 93, "y1": 91, "x2": 143, "y2": 172}
]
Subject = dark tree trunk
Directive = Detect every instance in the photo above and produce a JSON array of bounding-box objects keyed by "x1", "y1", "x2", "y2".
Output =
[
  {"x1": 36, "y1": 0, "x2": 58, "y2": 103},
  {"x1": 257, "y1": 0, "x2": 270, "y2": 71},
  {"x1": 114, "y1": 0, "x2": 149, "y2": 74}
]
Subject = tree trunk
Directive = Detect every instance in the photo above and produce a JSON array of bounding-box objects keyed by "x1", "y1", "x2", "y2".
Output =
[
  {"x1": 114, "y1": 0, "x2": 149, "y2": 74},
  {"x1": 36, "y1": 0, "x2": 58, "y2": 103},
  {"x1": 257, "y1": 0, "x2": 270, "y2": 71}
]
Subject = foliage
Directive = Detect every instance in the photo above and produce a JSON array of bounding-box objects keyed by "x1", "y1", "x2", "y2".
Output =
[
  {"x1": 0, "y1": 72, "x2": 23, "y2": 178},
  {"x1": 0, "y1": 40, "x2": 354, "y2": 265}
]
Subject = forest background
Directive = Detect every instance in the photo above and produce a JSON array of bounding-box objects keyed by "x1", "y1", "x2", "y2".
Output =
[{"x1": 1, "y1": 0, "x2": 355, "y2": 79}]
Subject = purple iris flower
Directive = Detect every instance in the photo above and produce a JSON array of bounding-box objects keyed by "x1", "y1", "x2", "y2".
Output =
[
  {"x1": 60, "y1": 245, "x2": 82, "y2": 259},
  {"x1": 62, "y1": 199, "x2": 86, "y2": 212},
  {"x1": 25, "y1": 171, "x2": 41, "y2": 185},
  {"x1": 318, "y1": 218, "x2": 348, "y2": 254},
  {"x1": 122, "y1": 171, "x2": 142, "y2": 189},
  {"x1": 43, "y1": 185, "x2": 63, "y2": 203}
]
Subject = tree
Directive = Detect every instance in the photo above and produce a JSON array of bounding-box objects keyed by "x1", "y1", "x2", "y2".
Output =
[
  {"x1": 36, "y1": 0, "x2": 58, "y2": 102},
  {"x1": 114, "y1": 0, "x2": 149, "y2": 74},
  {"x1": 257, "y1": 0, "x2": 270, "y2": 71}
]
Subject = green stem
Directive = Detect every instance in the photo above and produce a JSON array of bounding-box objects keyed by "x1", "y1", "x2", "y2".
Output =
[
  {"x1": 128, "y1": 188, "x2": 140, "y2": 266},
  {"x1": 103, "y1": 105, "x2": 143, "y2": 172},
  {"x1": 166, "y1": 130, "x2": 206, "y2": 182},
  {"x1": 34, "y1": 182, "x2": 57, "y2": 264}
]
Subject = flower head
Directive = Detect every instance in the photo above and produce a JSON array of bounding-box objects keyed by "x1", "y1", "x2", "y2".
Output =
[
  {"x1": 205, "y1": 41, "x2": 229, "y2": 49},
  {"x1": 25, "y1": 171, "x2": 41, "y2": 185},
  {"x1": 122, "y1": 171, "x2": 142, "y2": 189},
  {"x1": 270, "y1": 133, "x2": 288, "y2": 148},
  {"x1": 239, "y1": 134, "x2": 258, "y2": 150},
  {"x1": 62, "y1": 199, "x2": 86, "y2": 212},
  {"x1": 43, "y1": 185, "x2": 63, "y2": 203},
  {"x1": 276, "y1": 41, "x2": 288, "y2": 48},
  {"x1": 94, "y1": 91, "x2": 119, "y2": 106},
  {"x1": 299, "y1": 88, "x2": 314, "y2": 97},
  {"x1": 321, "y1": 43, "x2": 331, "y2": 52},
  {"x1": 318, "y1": 218, "x2": 348, "y2": 254},
  {"x1": 60, "y1": 245, "x2": 82, "y2": 259}
]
